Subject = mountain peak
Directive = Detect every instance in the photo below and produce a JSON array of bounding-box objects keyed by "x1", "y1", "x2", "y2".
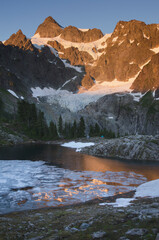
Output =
[
  {"x1": 35, "y1": 16, "x2": 63, "y2": 38},
  {"x1": 4, "y1": 29, "x2": 35, "y2": 51},
  {"x1": 16, "y1": 29, "x2": 24, "y2": 35},
  {"x1": 44, "y1": 16, "x2": 61, "y2": 26}
]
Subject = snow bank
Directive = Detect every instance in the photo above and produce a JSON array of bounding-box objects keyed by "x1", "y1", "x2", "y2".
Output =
[
  {"x1": 99, "y1": 198, "x2": 134, "y2": 207},
  {"x1": 31, "y1": 33, "x2": 111, "y2": 60},
  {"x1": 135, "y1": 179, "x2": 159, "y2": 198},
  {"x1": 61, "y1": 141, "x2": 95, "y2": 152},
  {"x1": 7, "y1": 89, "x2": 19, "y2": 98},
  {"x1": 150, "y1": 46, "x2": 159, "y2": 54},
  {"x1": 100, "y1": 179, "x2": 159, "y2": 208}
]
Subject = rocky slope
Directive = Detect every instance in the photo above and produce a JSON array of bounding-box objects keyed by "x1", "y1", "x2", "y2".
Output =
[
  {"x1": 1, "y1": 17, "x2": 159, "y2": 138},
  {"x1": 79, "y1": 91, "x2": 159, "y2": 136},
  {"x1": 0, "y1": 30, "x2": 84, "y2": 98},
  {"x1": 0, "y1": 193, "x2": 159, "y2": 240},
  {"x1": 32, "y1": 17, "x2": 159, "y2": 91},
  {"x1": 81, "y1": 135, "x2": 159, "y2": 161}
]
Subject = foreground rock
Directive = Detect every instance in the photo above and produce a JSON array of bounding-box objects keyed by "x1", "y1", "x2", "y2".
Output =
[{"x1": 81, "y1": 135, "x2": 159, "y2": 161}]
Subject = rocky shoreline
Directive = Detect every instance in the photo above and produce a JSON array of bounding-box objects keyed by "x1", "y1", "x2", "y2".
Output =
[
  {"x1": 80, "y1": 135, "x2": 159, "y2": 161},
  {"x1": 0, "y1": 191, "x2": 159, "y2": 240}
]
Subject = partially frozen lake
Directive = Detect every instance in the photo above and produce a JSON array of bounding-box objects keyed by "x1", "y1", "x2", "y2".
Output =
[{"x1": 0, "y1": 144, "x2": 159, "y2": 214}]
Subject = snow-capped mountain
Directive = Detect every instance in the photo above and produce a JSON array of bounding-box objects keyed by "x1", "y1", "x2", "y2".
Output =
[
  {"x1": 32, "y1": 17, "x2": 159, "y2": 92},
  {"x1": 0, "y1": 16, "x2": 159, "y2": 136}
]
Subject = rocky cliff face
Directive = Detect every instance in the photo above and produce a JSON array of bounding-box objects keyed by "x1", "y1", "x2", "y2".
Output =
[
  {"x1": 0, "y1": 30, "x2": 84, "y2": 97},
  {"x1": 60, "y1": 26, "x2": 103, "y2": 42},
  {"x1": 131, "y1": 53, "x2": 159, "y2": 91},
  {"x1": 1, "y1": 17, "x2": 159, "y2": 138},
  {"x1": 89, "y1": 20, "x2": 159, "y2": 84},
  {"x1": 79, "y1": 91, "x2": 159, "y2": 136},
  {"x1": 4, "y1": 29, "x2": 35, "y2": 51},
  {"x1": 34, "y1": 17, "x2": 159, "y2": 91}
]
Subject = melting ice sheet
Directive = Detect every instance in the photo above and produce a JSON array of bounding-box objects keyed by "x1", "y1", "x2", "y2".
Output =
[{"x1": 0, "y1": 160, "x2": 147, "y2": 214}]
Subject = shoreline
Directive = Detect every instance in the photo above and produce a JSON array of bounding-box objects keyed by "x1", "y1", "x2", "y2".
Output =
[{"x1": 0, "y1": 191, "x2": 159, "y2": 240}]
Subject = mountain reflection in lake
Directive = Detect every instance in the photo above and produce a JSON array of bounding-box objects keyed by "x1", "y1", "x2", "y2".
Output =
[{"x1": 0, "y1": 144, "x2": 159, "y2": 214}]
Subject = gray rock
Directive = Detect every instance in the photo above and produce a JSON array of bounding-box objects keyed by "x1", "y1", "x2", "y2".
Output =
[
  {"x1": 152, "y1": 228, "x2": 158, "y2": 234},
  {"x1": 119, "y1": 237, "x2": 130, "y2": 240},
  {"x1": 156, "y1": 233, "x2": 159, "y2": 240},
  {"x1": 81, "y1": 135, "x2": 159, "y2": 161},
  {"x1": 65, "y1": 226, "x2": 79, "y2": 233},
  {"x1": 28, "y1": 237, "x2": 44, "y2": 240},
  {"x1": 70, "y1": 227, "x2": 79, "y2": 233},
  {"x1": 80, "y1": 222, "x2": 89, "y2": 230},
  {"x1": 126, "y1": 228, "x2": 148, "y2": 236},
  {"x1": 92, "y1": 231, "x2": 107, "y2": 239}
]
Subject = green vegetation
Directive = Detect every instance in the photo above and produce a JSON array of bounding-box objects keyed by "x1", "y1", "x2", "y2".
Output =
[
  {"x1": 89, "y1": 122, "x2": 115, "y2": 139},
  {"x1": 0, "y1": 96, "x2": 116, "y2": 143},
  {"x1": 17, "y1": 100, "x2": 58, "y2": 140}
]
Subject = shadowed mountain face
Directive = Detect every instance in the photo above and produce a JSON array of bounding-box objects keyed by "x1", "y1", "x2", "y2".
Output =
[{"x1": 0, "y1": 30, "x2": 84, "y2": 96}]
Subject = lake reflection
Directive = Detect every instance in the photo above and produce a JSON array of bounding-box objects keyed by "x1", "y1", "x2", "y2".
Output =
[{"x1": 0, "y1": 144, "x2": 159, "y2": 213}]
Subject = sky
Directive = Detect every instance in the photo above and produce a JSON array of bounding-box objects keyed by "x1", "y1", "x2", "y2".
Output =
[{"x1": 1, "y1": 0, "x2": 159, "y2": 41}]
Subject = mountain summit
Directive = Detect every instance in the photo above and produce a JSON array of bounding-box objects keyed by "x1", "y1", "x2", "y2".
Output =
[
  {"x1": 35, "y1": 16, "x2": 63, "y2": 38},
  {"x1": 4, "y1": 29, "x2": 35, "y2": 51}
]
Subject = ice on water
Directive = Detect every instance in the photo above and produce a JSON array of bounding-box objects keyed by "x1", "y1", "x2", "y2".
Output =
[{"x1": 0, "y1": 160, "x2": 147, "y2": 213}]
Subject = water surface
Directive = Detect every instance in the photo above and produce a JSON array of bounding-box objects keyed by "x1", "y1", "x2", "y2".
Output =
[{"x1": 0, "y1": 144, "x2": 159, "y2": 214}]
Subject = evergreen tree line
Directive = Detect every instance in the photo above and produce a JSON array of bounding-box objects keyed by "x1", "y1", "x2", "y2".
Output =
[
  {"x1": 17, "y1": 100, "x2": 58, "y2": 140},
  {"x1": 17, "y1": 100, "x2": 115, "y2": 140}
]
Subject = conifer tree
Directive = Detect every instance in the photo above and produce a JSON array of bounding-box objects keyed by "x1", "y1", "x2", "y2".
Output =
[
  {"x1": 77, "y1": 117, "x2": 85, "y2": 137},
  {"x1": 72, "y1": 120, "x2": 77, "y2": 138},
  {"x1": 49, "y1": 121, "x2": 58, "y2": 139},
  {"x1": 58, "y1": 115, "x2": 63, "y2": 136}
]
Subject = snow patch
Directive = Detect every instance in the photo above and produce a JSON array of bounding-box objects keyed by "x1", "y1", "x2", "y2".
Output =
[
  {"x1": 150, "y1": 46, "x2": 159, "y2": 54},
  {"x1": 61, "y1": 59, "x2": 83, "y2": 72},
  {"x1": 61, "y1": 141, "x2": 95, "y2": 151},
  {"x1": 31, "y1": 33, "x2": 112, "y2": 60},
  {"x1": 130, "y1": 39, "x2": 134, "y2": 44},
  {"x1": 118, "y1": 40, "x2": 124, "y2": 46},
  {"x1": 112, "y1": 36, "x2": 118, "y2": 42},
  {"x1": 129, "y1": 92, "x2": 147, "y2": 102},
  {"x1": 135, "y1": 179, "x2": 159, "y2": 198},
  {"x1": 99, "y1": 198, "x2": 134, "y2": 207},
  {"x1": 78, "y1": 28, "x2": 89, "y2": 32},
  {"x1": 59, "y1": 76, "x2": 77, "y2": 89},
  {"x1": 31, "y1": 87, "x2": 57, "y2": 97},
  {"x1": 143, "y1": 33, "x2": 150, "y2": 39},
  {"x1": 7, "y1": 89, "x2": 19, "y2": 99},
  {"x1": 140, "y1": 59, "x2": 151, "y2": 70},
  {"x1": 100, "y1": 179, "x2": 159, "y2": 208}
]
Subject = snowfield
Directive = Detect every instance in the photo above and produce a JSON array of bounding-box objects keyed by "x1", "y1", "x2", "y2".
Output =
[
  {"x1": 31, "y1": 33, "x2": 111, "y2": 60},
  {"x1": 31, "y1": 73, "x2": 142, "y2": 112}
]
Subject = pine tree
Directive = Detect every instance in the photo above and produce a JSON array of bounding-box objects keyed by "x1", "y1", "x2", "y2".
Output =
[
  {"x1": 77, "y1": 117, "x2": 85, "y2": 138},
  {"x1": 58, "y1": 115, "x2": 63, "y2": 137},
  {"x1": 72, "y1": 120, "x2": 77, "y2": 138},
  {"x1": 0, "y1": 97, "x2": 3, "y2": 119},
  {"x1": 49, "y1": 121, "x2": 58, "y2": 140}
]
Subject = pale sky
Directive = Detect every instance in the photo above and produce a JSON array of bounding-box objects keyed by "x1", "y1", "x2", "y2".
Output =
[{"x1": 1, "y1": 0, "x2": 159, "y2": 41}]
